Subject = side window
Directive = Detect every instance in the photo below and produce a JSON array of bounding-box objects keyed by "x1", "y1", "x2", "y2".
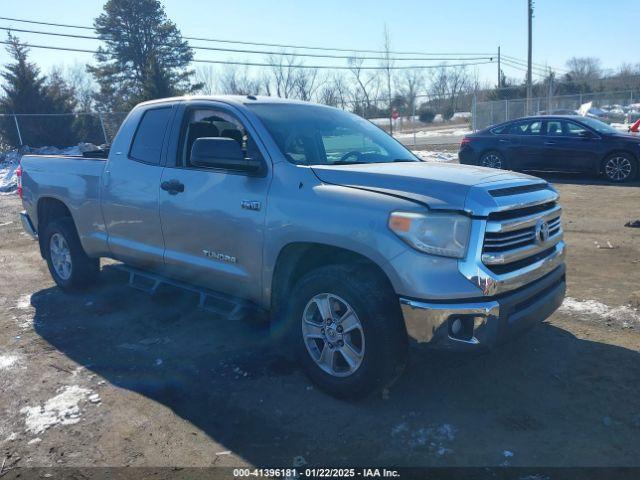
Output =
[
  {"x1": 565, "y1": 121, "x2": 588, "y2": 136},
  {"x1": 510, "y1": 120, "x2": 541, "y2": 135},
  {"x1": 545, "y1": 120, "x2": 563, "y2": 136},
  {"x1": 180, "y1": 109, "x2": 262, "y2": 168},
  {"x1": 129, "y1": 107, "x2": 172, "y2": 164}
]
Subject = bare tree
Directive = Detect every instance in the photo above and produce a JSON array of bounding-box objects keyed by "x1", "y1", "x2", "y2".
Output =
[
  {"x1": 348, "y1": 56, "x2": 380, "y2": 116},
  {"x1": 318, "y1": 73, "x2": 351, "y2": 108},
  {"x1": 400, "y1": 69, "x2": 424, "y2": 116},
  {"x1": 294, "y1": 68, "x2": 321, "y2": 101},
  {"x1": 268, "y1": 54, "x2": 303, "y2": 98},
  {"x1": 565, "y1": 57, "x2": 602, "y2": 85},
  {"x1": 59, "y1": 62, "x2": 96, "y2": 112},
  {"x1": 428, "y1": 64, "x2": 472, "y2": 118},
  {"x1": 195, "y1": 66, "x2": 217, "y2": 95},
  {"x1": 381, "y1": 25, "x2": 394, "y2": 131},
  {"x1": 218, "y1": 65, "x2": 262, "y2": 95}
]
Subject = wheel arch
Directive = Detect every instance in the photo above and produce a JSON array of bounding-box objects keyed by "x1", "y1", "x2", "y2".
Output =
[
  {"x1": 270, "y1": 242, "x2": 396, "y2": 314},
  {"x1": 36, "y1": 197, "x2": 75, "y2": 257}
]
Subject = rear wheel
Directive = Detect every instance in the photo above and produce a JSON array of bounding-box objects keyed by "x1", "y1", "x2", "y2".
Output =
[
  {"x1": 602, "y1": 153, "x2": 637, "y2": 183},
  {"x1": 43, "y1": 218, "x2": 100, "y2": 291},
  {"x1": 283, "y1": 264, "x2": 408, "y2": 399},
  {"x1": 480, "y1": 151, "x2": 506, "y2": 169}
]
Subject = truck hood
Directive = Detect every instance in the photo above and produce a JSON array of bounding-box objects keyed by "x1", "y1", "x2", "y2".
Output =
[{"x1": 311, "y1": 162, "x2": 543, "y2": 212}]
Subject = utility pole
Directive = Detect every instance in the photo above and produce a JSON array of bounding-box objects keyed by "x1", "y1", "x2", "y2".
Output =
[
  {"x1": 526, "y1": 0, "x2": 533, "y2": 114},
  {"x1": 497, "y1": 46, "x2": 501, "y2": 88}
]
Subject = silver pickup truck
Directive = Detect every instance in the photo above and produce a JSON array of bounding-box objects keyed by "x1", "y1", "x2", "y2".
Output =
[{"x1": 19, "y1": 96, "x2": 566, "y2": 398}]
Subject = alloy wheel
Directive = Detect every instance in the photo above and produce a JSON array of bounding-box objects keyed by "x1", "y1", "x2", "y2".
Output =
[
  {"x1": 481, "y1": 153, "x2": 503, "y2": 169},
  {"x1": 301, "y1": 293, "x2": 365, "y2": 378},
  {"x1": 604, "y1": 156, "x2": 632, "y2": 181},
  {"x1": 50, "y1": 233, "x2": 72, "y2": 280}
]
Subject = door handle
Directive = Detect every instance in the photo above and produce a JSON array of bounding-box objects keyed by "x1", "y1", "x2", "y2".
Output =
[
  {"x1": 544, "y1": 141, "x2": 556, "y2": 145},
  {"x1": 498, "y1": 139, "x2": 511, "y2": 143},
  {"x1": 161, "y1": 180, "x2": 185, "y2": 195}
]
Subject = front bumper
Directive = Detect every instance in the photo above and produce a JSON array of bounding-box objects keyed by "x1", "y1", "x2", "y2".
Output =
[
  {"x1": 20, "y1": 211, "x2": 38, "y2": 240},
  {"x1": 400, "y1": 264, "x2": 565, "y2": 350}
]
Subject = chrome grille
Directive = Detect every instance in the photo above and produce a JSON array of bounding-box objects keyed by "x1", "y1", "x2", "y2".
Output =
[{"x1": 482, "y1": 203, "x2": 563, "y2": 272}]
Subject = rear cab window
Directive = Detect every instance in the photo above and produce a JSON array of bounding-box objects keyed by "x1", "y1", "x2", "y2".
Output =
[{"x1": 129, "y1": 107, "x2": 173, "y2": 164}]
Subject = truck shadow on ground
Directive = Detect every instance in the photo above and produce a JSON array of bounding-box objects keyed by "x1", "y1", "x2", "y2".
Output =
[{"x1": 31, "y1": 265, "x2": 640, "y2": 466}]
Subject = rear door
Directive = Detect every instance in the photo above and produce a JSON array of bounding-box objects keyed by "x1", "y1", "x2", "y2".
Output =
[
  {"x1": 509, "y1": 119, "x2": 544, "y2": 169},
  {"x1": 101, "y1": 105, "x2": 175, "y2": 270},
  {"x1": 158, "y1": 102, "x2": 271, "y2": 302}
]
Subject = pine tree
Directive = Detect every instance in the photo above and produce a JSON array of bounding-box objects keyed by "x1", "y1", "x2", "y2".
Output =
[
  {"x1": 88, "y1": 0, "x2": 201, "y2": 111},
  {"x1": 0, "y1": 34, "x2": 77, "y2": 147}
]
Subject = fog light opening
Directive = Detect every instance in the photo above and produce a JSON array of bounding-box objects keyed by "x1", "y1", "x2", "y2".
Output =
[{"x1": 448, "y1": 315, "x2": 476, "y2": 342}]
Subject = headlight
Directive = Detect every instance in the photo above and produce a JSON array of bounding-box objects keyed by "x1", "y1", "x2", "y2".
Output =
[{"x1": 389, "y1": 211, "x2": 471, "y2": 258}]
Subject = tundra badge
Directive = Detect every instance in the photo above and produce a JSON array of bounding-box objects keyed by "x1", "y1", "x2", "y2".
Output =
[{"x1": 202, "y1": 250, "x2": 237, "y2": 264}]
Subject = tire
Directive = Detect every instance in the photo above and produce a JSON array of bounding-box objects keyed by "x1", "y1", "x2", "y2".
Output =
[
  {"x1": 480, "y1": 150, "x2": 507, "y2": 170},
  {"x1": 602, "y1": 153, "x2": 637, "y2": 183},
  {"x1": 281, "y1": 264, "x2": 408, "y2": 399},
  {"x1": 43, "y1": 217, "x2": 100, "y2": 291}
]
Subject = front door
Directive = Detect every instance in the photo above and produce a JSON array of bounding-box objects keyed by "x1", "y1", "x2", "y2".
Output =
[
  {"x1": 158, "y1": 103, "x2": 271, "y2": 303},
  {"x1": 101, "y1": 105, "x2": 174, "y2": 270},
  {"x1": 546, "y1": 120, "x2": 600, "y2": 172}
]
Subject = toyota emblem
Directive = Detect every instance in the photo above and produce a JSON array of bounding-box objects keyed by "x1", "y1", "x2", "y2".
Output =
[{"x1": 535, "y1": 219, "x2": 550, "y2": 244}]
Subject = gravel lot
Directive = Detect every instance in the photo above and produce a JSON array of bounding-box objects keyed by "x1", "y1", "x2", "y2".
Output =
[{"x1": 1, "y1": 167, "x2": 639, "y2": 470}]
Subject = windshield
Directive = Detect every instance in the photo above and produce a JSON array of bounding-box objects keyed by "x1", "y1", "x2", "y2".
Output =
[
  {"x1": 246, "y1": 103, "x2": 419, "y2": 165},
  {"x1": 579, "y1": 116, "x2": 618, "y2": 134}
]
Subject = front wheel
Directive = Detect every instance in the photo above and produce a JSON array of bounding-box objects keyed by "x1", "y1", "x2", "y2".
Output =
[
  {"x1": 602, "y1": 154, "x2": 637, "y2": 183},
  {"x1": 284, "y1": 265, "x2": 408, "y2": 399},
  {"x1": 480, "y1": 151, "x2": 507, "y2": 169}
]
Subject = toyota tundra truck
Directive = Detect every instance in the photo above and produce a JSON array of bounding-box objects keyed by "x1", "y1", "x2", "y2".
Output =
[{"x1": 18, "y1": 96, "x2": 566, "y2": 398}]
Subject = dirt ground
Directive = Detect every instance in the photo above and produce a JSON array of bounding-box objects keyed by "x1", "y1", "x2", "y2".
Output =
[{"x1": 0, "y1": 168, "x2": 639, "y2": 471}]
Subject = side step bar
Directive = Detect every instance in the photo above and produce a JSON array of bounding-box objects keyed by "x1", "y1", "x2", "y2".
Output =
[{"x1": 115, "y1": 264, "x2": 251, "y2": 321}]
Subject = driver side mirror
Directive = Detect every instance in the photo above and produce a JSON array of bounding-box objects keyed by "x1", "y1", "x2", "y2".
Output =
[{"x1": 191, "y1": 137, "x2": 264, "y2": 175}]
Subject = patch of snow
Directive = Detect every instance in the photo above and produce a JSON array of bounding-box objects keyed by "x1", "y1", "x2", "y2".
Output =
[
  {"x1": 560, "y1": 297, "x2": 640, "y2": 326},
  {"x1": 3, "y1": 432, "x2": 17, "y2": 443},
  {"x1": 28, "y1": 437, "x2": 42, "y2": 445},
  {"x1": 20, "y1": 385, "x2": 92, "y2": 434},
  {"x1": 88, "y1": 393, "x2": 101, "y2": 404},
  {"x1": 0, "y1": 354, "x2": 19, "y2": 370},
  {"x1": 15, "y1": 294, "x2": 32, "y2": 310},
  {"x1": 392, "y1": 423, "x2": 456, "y2": 456},
  {"x1": 412, "y1": 150, "x2": 457, "y2": 163},
  {"x1": 396, "y1": 127, "x2": 471, "y2": 139}
]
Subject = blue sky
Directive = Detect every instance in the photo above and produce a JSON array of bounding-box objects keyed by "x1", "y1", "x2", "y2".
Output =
[{"x1": 0, "y1": 0, "x2": 637, "y2": 86}]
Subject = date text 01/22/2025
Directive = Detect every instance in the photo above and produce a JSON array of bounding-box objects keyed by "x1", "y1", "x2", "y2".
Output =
[{"x1": 232, "y1": 468, "x2": 400, "y2": 478}]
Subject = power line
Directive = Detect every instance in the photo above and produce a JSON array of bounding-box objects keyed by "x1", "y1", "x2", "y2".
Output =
[
  {"x1": 0, "y1": 15, "x2": 496, "y2": 57},
  {"x1": 502, "y1": 54, "x2": 567, "y2": 74},
  {"x1": 501, "y1": 59, "x2": 548, "y2": 78},
  {"x1": 0, "y1": 40, "x2": 496, "y2": 70},
  {"x1": 0, "y1": 26, "x2": 494, "y2": 62}
]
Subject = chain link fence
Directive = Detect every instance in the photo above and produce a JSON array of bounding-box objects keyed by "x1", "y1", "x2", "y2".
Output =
[
  {"x1": 474, "y1": 90, "x2": 640, "y2": 131},
  {"x1": 0, "y1": 95, "x2": 475, "y2": 151},
  {"x1": 0, "y1": 112, "x2": 128, "y2": 149}
]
